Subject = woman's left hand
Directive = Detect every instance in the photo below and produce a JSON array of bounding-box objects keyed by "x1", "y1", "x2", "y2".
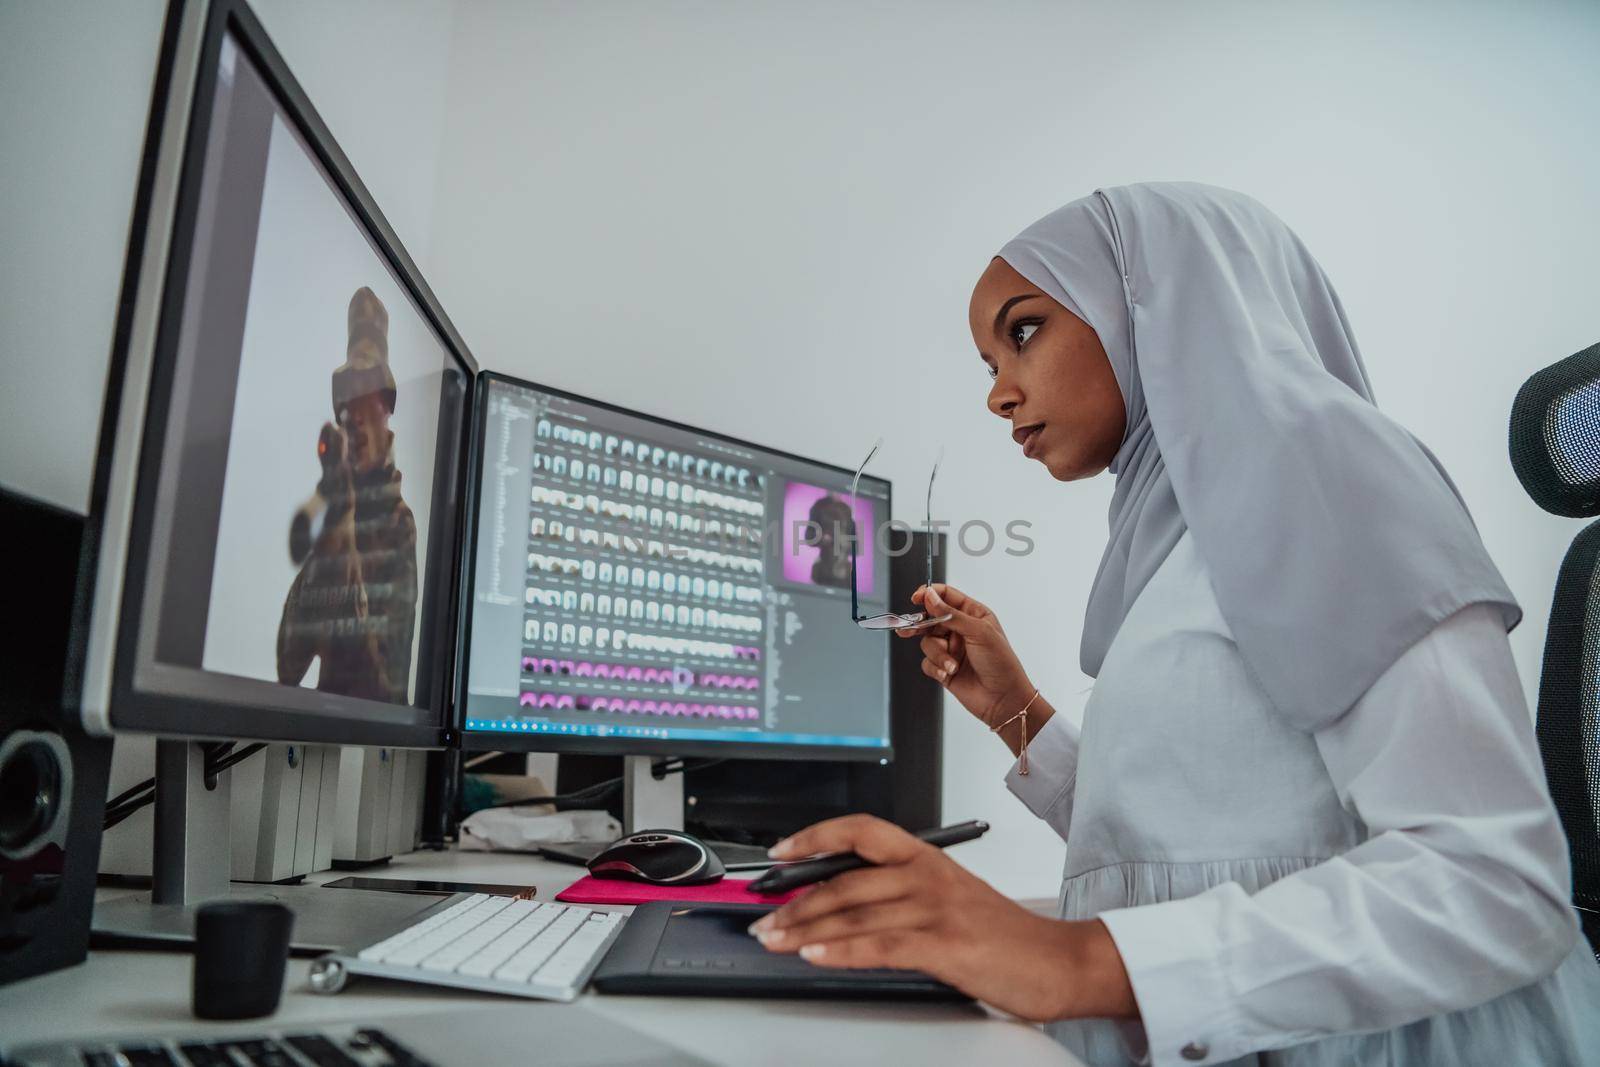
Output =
[{"x1": 748, "y1": 815, "x2": 1138, "y2": 1023}]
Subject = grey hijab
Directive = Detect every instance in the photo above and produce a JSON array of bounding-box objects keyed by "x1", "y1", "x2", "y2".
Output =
[{"x1": 999, "y1": 182, "x2": 1519, "y2": 732}]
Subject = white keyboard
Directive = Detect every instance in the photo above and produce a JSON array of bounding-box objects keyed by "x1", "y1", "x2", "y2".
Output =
[{"x1": 309, "y1": 893, "x2": 627, "y2": 1002}]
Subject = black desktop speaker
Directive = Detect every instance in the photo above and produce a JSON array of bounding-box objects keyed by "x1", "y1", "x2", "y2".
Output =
[
  {"x1": 0, "y1": 488, "x2": 112, "y2": 987},
  {"x1": 678, "y1": 531, "x2": 946, "y2": 842}
]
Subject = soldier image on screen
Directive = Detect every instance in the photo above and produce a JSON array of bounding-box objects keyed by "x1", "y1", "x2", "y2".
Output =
[
  {"x1": 277, "y1": 286, "x2": 418, "y2": 705},
  {"x1": 808, "y1": 492, "x2": 856, "y2": 589}
]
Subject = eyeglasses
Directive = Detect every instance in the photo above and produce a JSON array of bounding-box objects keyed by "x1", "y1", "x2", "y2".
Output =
[{"x1": 847, "y1": 439, "x2": 954, "y2": 632}]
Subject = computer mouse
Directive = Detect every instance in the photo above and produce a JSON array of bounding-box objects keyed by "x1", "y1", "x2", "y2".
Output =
[{"x1": 586, "y1": 829, "x2": 726, "y2": 885}]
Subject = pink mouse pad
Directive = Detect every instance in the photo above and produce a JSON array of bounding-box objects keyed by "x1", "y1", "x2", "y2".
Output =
[{"x1": 554, "y1": 875, "x2": 805, "y2": 906}]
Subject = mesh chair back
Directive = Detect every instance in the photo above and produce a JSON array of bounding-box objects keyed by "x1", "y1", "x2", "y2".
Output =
[
  {"x1": 1512, "y1": 341, "x2": 1600, "y2": 516},
  {"x1": 1511, "y1": 340, "x2": 1600, "y2": 956}
]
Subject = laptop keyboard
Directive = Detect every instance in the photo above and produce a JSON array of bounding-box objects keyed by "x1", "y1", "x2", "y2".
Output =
[{"x1": 37, "y1": 1028, "x2": 431, "y2": 1067}]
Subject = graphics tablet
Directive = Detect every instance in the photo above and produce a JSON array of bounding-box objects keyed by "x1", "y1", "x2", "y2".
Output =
[{"x1": 591, "y1": 901, "x2": 968, "y2": 1001}]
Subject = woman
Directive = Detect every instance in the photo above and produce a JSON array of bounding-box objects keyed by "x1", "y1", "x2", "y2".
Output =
[{"x1": 750, "y1": 183, "x2": 1600, "y2": 1064}]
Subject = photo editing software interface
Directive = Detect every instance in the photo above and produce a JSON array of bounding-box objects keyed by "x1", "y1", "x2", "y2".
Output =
[{"x1": 462, "y1": 377, "x2": 894, "y2": 751}]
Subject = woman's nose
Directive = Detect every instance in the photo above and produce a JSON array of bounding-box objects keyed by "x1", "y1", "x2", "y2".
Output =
[{"x1": 987, "y1": 375, "x2": 1020, "y2": 419}]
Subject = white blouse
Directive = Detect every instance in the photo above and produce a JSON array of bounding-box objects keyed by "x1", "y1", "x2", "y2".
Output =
[{"x1": 1006, "y1": 532, "x2": 1600, "y2": 1066}]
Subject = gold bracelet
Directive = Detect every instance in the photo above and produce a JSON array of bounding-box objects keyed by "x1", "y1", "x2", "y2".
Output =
[{"x1": 991, "y1": 689, "x2": 1041, "y2": 776}]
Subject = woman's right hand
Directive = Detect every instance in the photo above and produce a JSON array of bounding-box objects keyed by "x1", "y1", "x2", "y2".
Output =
[{"x1": 898, "y1": 584, "x2": 1036, "y2": 731}]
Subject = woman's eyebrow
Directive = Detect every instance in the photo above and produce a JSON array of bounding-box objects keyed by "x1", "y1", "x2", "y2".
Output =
[{"x1": 992, "y1": 293, "x2": 1044, "y2": 334}]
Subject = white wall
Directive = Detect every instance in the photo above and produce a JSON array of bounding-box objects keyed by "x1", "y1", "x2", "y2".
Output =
[
  {"x1": 427, "y1": 0, "x2": 1600, "y2": 897},
  {"x1": 6, "y1": 1, "x2": 1599, "y2": 900},
  {"x1": 0, "y1": 2, "x2": 167, "y2": 513},
  {"x1": 246, "y1": 0, "x2": 454, "y2": 268},
  {"x1": 0, "y1": 0, "x2": 454, "y2": 514}
]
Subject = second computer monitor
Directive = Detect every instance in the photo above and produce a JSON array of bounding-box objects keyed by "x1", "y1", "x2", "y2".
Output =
[
  {"x1": 76, "y1": 1, "x2": 474, "y2": 748},
  {"x1": 459, "y1": 373, "x2": 895, "y2": 760}
]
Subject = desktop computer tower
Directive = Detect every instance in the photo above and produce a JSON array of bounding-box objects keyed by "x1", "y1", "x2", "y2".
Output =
[
  {"x1": 99, "y1": 742, "x2": 347, "y2": 884},
  {"x1": 0, "y1": 489, "x2": 112, "y2": 987},
  {"x1": 332, "y1": 747, "x2": 426, "y2": 867},
  {"x1": 230, "y1": 744, "x2": 340, "y2": 882}
]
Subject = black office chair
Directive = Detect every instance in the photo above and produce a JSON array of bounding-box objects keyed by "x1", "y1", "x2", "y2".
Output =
[{"x1": 1510, "y1": 339, "x2": 1600, "y2": 961}]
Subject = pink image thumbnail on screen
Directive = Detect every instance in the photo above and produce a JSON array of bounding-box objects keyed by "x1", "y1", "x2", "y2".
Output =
[{"x1": 780, "y1": 481, "x2": 875, "y2": 596}]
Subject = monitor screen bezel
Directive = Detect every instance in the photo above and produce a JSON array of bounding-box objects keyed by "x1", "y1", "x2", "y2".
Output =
[
  {"x1": 454, "y1": 370, "x2": 897, "y2": 763},
  {"x1": 92, "y1": 0, "x2": 478, "y2": 749}
]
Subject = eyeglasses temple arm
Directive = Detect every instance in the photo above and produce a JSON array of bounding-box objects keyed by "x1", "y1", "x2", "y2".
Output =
[
  {"x1": 925, "y1": 449, "x2": 943, "y2": 592},
  {"x1": 850, "y1": 542, "x2": 860, "y2": 621},
  {"x1": 848, "y1": 438, "x2": 882, "y2": 623}
]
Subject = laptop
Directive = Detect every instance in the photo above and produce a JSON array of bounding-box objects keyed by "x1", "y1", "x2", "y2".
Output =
[{"x1": 3, "y1": 1002, "x2": 712, "y2": 1067}]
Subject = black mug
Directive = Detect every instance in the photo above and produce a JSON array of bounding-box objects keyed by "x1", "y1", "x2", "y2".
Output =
[{"x1": 192, "y1": 900, "x2": 295, "y2": 1020}]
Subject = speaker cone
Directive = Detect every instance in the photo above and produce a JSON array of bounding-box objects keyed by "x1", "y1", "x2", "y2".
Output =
[{"x1": 0, "y1": 732, "x2": 72, "y2": 861}]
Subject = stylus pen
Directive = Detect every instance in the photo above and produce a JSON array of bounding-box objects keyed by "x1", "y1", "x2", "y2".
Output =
[{"x1": 747, "y1": 819, "x2": 990, "y2": 895}]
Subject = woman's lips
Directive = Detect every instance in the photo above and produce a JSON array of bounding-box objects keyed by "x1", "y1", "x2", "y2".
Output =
[{"x1": 1019, "y1": 424, "x2": 1044, "y2": 459}]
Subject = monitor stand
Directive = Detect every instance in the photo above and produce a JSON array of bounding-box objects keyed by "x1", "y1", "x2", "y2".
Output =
[
  {"x1": 92, "y1": 741, "x2": 442, "y2": 955},
  {"x1": 623, "y1": 754, "x2": 684, "y2": 832}
]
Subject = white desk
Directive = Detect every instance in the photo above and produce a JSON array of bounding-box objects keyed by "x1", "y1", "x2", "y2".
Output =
[{"x1": 0, "y1": 848, "x2": 1080, "y2": 1066}]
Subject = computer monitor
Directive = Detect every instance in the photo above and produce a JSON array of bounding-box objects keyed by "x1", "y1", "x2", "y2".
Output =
[
  {"x1": 79, "y1": 0, "x2": 473, "y2": 745},
  {"x1": 457, "y1": 372, "x2": 896, "y2": 786},
  {"x1": 70, "y1": 0, "x2": 474, "y2": 945}
]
